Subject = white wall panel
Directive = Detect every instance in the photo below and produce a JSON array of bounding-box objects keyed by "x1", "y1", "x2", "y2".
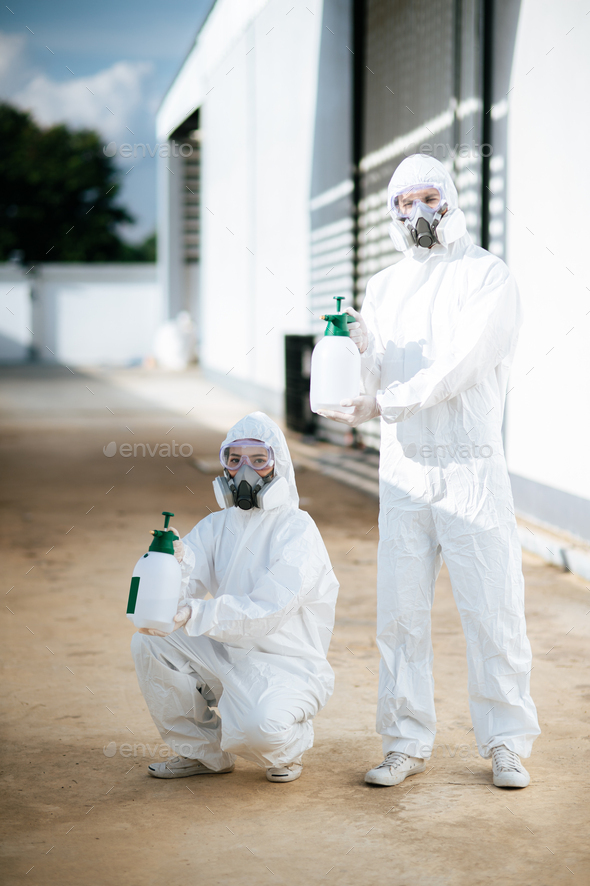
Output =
[{"x1": 504, "y1": 0, "x2": 590, "y2": 502}]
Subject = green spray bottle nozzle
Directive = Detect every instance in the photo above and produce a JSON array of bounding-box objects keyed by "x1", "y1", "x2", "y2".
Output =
[
  {"x1": 321, "y1": 296, "x2": 355, "y2": 337},
  {"x1": 148, "y1": 511, "x2": 179, "y2": 555}
]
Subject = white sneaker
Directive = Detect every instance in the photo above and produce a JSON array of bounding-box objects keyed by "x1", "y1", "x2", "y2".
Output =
[
  {"x1": 266, "y1": 757, "x2": 303, "y2": 783},
  {"x1": 148, "y1": 755, "x2": 234, "y2": 779},
  {"x1": 365, "y1": 752, "x2": 426, "y2": 786},
  {"x1": 491, "y1": 745, "x2": 530, "y2": 788}
]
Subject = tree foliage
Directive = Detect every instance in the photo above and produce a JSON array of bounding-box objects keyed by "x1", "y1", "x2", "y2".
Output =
[{"x1": 0, "y1": 102, "x2": 154, "y2": 262}]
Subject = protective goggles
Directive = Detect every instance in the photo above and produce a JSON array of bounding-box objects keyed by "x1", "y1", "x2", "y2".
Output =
[
  {"x1": 219, "y1": 438, "x2": 275, "y2": 472},
  {"x1": 389, "y1": 183, "x2": 445, "y2": 219}
]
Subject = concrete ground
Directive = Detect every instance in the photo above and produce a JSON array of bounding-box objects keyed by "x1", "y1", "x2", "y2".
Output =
[{"x1": 1, "y1": 365, "x2": 589, "y2": 886}]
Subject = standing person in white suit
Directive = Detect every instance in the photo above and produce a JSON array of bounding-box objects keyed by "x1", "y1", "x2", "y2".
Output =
[
  {"x1": 131, "y1": 412, "x2": 338, "y2": 783},
  {"x1": 320, "y1": 154, "x2": 540, "y2": 789}
]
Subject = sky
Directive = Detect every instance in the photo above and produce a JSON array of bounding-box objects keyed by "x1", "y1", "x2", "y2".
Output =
[{"x1": 0, "y1": 0, "x2": 215, "y2": 242}]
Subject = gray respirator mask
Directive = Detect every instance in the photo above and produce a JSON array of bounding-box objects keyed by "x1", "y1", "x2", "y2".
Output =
[
  {"x1": 212, "y1": 465, "x2": 290, "y2": 511},
  {"x1": 404, "y1": 201, "x2": 447, "y2": 249},
  {"x1": 229, "y1": 464, "x2": 269, "y2": 510}
]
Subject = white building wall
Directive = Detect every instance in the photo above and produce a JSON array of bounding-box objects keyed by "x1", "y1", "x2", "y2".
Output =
[
  {"x1": 157, "y1": 0, "x2": 324, "y2": 414},
  {"x1": 504, "y1": 0, "x2": 590, "y2": 536}
]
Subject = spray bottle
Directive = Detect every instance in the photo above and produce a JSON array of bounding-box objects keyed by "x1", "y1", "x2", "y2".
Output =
[
  {"x1": 126, "y1": 511, "x2": 182, "y2": 633},
  {"x1": 310, "y1": 296, "x2": 361, "y2": 414}
]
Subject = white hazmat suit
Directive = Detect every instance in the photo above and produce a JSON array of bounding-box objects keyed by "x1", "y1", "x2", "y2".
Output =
[
  {"x1": 360, "y1": 155, "x2": 540, "y2": 760},
  {"x1": 131, "y1": 413, "x2": 339, "y2": 770}
]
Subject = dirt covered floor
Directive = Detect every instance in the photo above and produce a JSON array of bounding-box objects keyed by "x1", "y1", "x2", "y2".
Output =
[{"x1": 1, "y1": 366, "x2": 589, "y2": 886}]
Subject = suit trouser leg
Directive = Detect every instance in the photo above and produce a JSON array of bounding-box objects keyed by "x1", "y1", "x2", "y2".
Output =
[
  {"x1": 131, "y1": 632, "x2": 235, "y2": 771},
  {"x1": 376, "y1": 503, "x2": 442, "y2": 759},
  {"x1": 435, "y1": 505, "x2": 541, "y2": 759}
]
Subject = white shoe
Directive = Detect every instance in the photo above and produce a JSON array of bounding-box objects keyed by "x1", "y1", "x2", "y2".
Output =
[
  {"x1": 148, "y1": 755, "x2": 234, "y2": 779},
  {"x1": 491, "y1": 745, "x2": 530, "y2": 788},
  {"x1": 365, "y1": 752, "x2": 426, "y2": 786},
  {"x1": 266, "y1": 757, "x2": 303, "y2": 783}
]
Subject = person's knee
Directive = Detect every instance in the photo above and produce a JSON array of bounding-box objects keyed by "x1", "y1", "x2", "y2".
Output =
[{"x1": 224, "y1": 706, "x2": 295, "y2": 755}]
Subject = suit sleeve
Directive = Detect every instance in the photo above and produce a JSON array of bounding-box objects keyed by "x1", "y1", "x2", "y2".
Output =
[
  {"x1": 376, "y1": 261, "x2": 521, "y2": 423},
  {"x1": 178, "y1": 519, "x2": 218, "y2": 602}
]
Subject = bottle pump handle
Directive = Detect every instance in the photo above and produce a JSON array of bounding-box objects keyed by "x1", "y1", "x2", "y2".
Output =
[
  {"x1": 332, "y1": 296, "x2": 354, "y2": 322},
  {"x1": 320, "y1": 297, "x2": 355, "y2": 336},
  {"x1": 148, "y1": 511, "x2": 178, "y2": 554}
]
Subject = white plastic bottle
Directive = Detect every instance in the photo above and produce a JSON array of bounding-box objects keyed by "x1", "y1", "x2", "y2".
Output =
[
  {"x1": 310, "y1": 297, "x2": 361, "y2": 414},
  {"x1": 126, "y1": 511, "x2": 182, "y2": 633}
]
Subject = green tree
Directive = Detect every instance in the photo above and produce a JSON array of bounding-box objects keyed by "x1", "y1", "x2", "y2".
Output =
[
  {"x1": 121, "y1": 232, "x2": 156, "y2": 262},
  {"x1": 0, "y1": 102, "x2": 154, "y2": 263}
]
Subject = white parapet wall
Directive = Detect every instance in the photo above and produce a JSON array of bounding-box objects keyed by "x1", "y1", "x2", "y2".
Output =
[{"x1": 0, "y1": 263, "x2": 163, "y2": 367}]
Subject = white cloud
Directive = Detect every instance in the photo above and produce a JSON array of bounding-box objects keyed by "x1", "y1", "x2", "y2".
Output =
[{"x1": 11, "y1": 59, "x2": 153, "y2": 141}]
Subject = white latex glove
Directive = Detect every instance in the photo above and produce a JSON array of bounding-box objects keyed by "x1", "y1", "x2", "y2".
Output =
[
  {"x1": 138, "y1": 605, "x2": 191, "y2": 637},
  {"x1": 318, "y1": 395, "x2": 380, "y2": 427},
  {"x1": 168, "y1": 526, "x2": 185, "y2": 564},
  {"x1": 345, "y1": 307, "x2": 368, "y2": 354}
]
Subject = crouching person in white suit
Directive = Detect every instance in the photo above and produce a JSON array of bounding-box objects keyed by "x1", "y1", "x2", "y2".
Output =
[{"x1": 131, "y1": 412, "x2": 339, "y2": 784}]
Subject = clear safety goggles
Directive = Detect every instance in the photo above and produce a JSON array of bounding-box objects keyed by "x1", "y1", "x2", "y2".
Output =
[
  {"x1": 389, "y1": 182, "x2": 445, "y2": 219},
  {"x1": 219, "y1": 438, "x2": 275, "y2": 472}
]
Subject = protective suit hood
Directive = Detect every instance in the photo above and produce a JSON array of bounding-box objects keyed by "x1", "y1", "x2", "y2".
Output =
[
  {"x1": 387, "y1": 154, "x2": 467, "y2": 262},
  {"x1": 388, "y1": 154, "x2": 459, "y2": 210},
  {"x1": 220, "y1": 412, "x2": 298, "y2": 508}
]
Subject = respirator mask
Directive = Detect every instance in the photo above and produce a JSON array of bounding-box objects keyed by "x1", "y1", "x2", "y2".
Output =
[
  {"x1": 212, "y1": 438, "x2": 290, "y2": 511},
  {"x1": 388, "y1": 181, "x2": 466, "y2": 252}
]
